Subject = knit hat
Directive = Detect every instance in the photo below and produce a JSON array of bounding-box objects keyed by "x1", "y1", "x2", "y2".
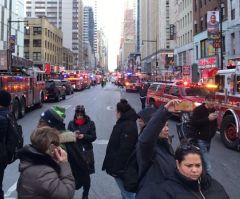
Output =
[
  {"x1": 40, "y1": 106, "x2": 66, "y2": 130},
  {"x1": 0, "y1": 90, "x2": 11, "y2": 107},
  {"x1": 137, "y1": 107, "x2": 156, "y2": 124}
]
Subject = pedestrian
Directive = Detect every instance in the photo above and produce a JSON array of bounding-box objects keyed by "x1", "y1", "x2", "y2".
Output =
[
  {"x1": 37, "y1": 106, "x2": 76, "y2": 144},
  {"x1": 17, "y1": 127, "x2": 75, "y2": 199},
  {"x1": 136, "y1": 99, "x2": 178, "y2": 199},
  {"x1": 191, "y1": 93, "x2": 218, "y2": 174},
  {"x1": 102, "y1": 99, "x2": 138, "y2": 199},
  {"x1": 67, "y1": 105, "x2": 97, "y2": 199},
  {"x1": 156, "y1": 142, "x2": 229, "y2": 199},
  {"x1": 139, "y1": 83, "x2": 148, "y2": 109},
  {"x1": 0, "y1": 90, "x2": 12, "y2": 199}
]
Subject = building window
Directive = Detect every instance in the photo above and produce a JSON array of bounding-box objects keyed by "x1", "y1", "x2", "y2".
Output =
[
  {"x1": 200, "y1": 39, "x2": 207, "y2": 58},
  {"x1": 24, "y1": 52, "x2": 29, "y2": 59},
  {"x1": 33, "y1": 39, "x2": 41, "y2": 47},
  {"x1": 33, "y1": 27, "x2": 42, "y2": 35},
  {"x1": 25, "y1": 28, "x2": 30, "y2": 35},
  {"x1": 196, "y1": 45, "x2": 199, "y2": 60},
  {"x1": 231, "y1": 33, "x2": 235, "y2": 55},
  {"x1": 24, "y1": 39, "x2": 29, "y2": 47},
  {"x1": 33, "y1": 52, "x2": 41, "y2": 61}
]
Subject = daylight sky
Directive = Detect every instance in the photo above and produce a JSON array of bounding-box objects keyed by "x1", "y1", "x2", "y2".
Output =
[{"x1": 97, "y1": 0, "x2": 124, "y2": 71}]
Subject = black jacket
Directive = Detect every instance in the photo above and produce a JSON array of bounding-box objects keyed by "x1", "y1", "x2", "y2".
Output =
[
  {"x1": 66, "y1": 115, "x2": 96, "y2": 189},
  {"x1": 102, "y1": 108, "x2": 138, "y2": 177},
  {"x1": 139, "y1": 86, "x2": 148, "y2": 98},
  {"x1": 0, "y1": 107, "x2": 11, "y2": 164},
  {"x1": 136, "y1": 106, "x2": 176, "y2": 199},
  {"x1": 191, "y1": 104, "x2": 217, "y2": 141},
  {"x1": 156, "y1": 170, "x2": 229, "y2": 199}
]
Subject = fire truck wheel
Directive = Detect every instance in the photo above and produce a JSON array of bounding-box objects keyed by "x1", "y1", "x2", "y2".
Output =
[
  {"x1": 62, "y1": 93, "x2": 66, "y2": 100},
  {"x1": 56, "y1": 94, "x2": 61, "y2": 102},
  {"x1": 220, "y1": 115, "x2": 238, "y2": 149},
  {"x1": 19, "y1": 98, "x2": 26, "y2": 118},
  {"x1": 12, "y1": 99, "x2": 20, "y2": 120}
]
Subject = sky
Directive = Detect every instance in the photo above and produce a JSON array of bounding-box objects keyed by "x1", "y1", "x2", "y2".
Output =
[{"x1": 97, "y1": 0, "x2": 124, "y2": 71}]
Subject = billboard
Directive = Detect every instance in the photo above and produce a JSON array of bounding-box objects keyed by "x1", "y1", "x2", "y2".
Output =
[{"x1": 207, "y1": 11, "x2": 220, "y2": 40}]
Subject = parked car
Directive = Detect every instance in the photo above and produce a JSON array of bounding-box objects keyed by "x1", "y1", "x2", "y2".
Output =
[
  {"x1": 61, "y1": 80, "x2": 74, "y2": 95},
  {"x1": 45, "y1": 79, "x2": 66, "y2": 102}
]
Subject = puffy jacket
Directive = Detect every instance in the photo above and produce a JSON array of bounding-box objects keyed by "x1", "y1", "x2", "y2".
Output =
[
  {"x1": 191, "y1": 104, "x2": 217, "y2": 141},
  {"x1": 0, "y1": 107, "x2": 11, "y2": 164},
  {"x1": 156, "y1": 170, "x2": 230, "y2": 199},
  {"x1": 136, "y1": 106, "x2": 176, "y2": 199},
  {"x1": 17, "y1": 145, "x2": 75, "y2": 199},
  {"x1": 102, "y1": 108, "x2": 138, "y2": 176}
]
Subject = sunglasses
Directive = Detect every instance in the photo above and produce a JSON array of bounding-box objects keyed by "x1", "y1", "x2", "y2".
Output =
[{"x1": 179, "y1": 143, "x2": 200, "y2": 152}]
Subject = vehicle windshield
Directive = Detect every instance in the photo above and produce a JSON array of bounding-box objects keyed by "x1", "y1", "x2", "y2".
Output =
[
  {"x1": 182, "y1": 87, "x2": 209, "y2": 97},
  {"x1": 46, "y1": 81, "x2": 55, "y2": 87},
  {"x1": 126, "y1": 76, "x2": 139, "y2": 83}
]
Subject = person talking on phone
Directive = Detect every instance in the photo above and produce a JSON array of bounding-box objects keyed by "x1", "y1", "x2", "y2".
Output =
[
  {"x1": 17, "y1": 127, "x2": 75, "y2": 199},
  {"x1": 191, "y1": 93, "x2": 218, "y2": 174},
  {"x1": 67, "y1": 105, "x2": 96, "y2": 199}
]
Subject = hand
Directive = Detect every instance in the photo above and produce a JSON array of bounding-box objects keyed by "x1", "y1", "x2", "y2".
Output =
[
  {"x1": 76, "y1": 133, "x2": 84, "y2": 139},
  {"x1": 164, "y1": 99, "x2": 182, "y2": 112},
  {"x1": 54, "y1": 147, "x2": 68, "y2": 162},
  {"x1": 208, "y1": 113, "x2": 217, "y2": 121}
]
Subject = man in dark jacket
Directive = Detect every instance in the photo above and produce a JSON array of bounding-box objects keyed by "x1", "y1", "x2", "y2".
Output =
[
  {"x1": 102, "y1": 99, "x2": 138, "y2": 199},
  {"x1": 0, "y1": 90, "x2": 12, "y2": 199},
  {"x1": 191, "y1": 93, "x2": 218, "y2": 174},
  {"x1": 139, "y1": 83, "x2": 148, "y2": 109}
]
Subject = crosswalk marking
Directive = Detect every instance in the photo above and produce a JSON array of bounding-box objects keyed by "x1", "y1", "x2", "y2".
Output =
[{"x1": 93, "y1": 139, "x2": 109, "y2": 145}]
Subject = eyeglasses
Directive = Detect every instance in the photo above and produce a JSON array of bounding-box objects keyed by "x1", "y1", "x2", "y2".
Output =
[{"x1": 179, "y1": 143, "x2": 200, "y2": 152}]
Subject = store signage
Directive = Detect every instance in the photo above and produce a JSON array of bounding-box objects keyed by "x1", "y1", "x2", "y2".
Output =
[
  {"x1": 182, "y1": 65, "x2": 191, "y2": 76},
  {"x1": 198, "y1": 57, "x2": 217, "y2": 68}
]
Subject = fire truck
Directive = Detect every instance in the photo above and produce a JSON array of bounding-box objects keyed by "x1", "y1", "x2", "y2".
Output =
[
  {"x1": 0, "y1": 67, "x2": 46, "y2": 119},
  {"x1": 213, "y1": 64, "x2": 240, "y2": 150},
  {"x1": 66, "y1": 73, "x2": 84, "y2": 91}
]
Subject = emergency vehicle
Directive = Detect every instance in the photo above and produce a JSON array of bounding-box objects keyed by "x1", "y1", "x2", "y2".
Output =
[
  {"x1": 0, "y1": 67, "x2": 46, "y2": 119},
  {"x1": 124, "y1": 74, "x2": 140, "y2": 92},
  {"x1": 213, "y1": 64, "x2": 240, "y2": 150},
  {"x1": 66, "y1": 73, "x2": 84, "y2": 91}
]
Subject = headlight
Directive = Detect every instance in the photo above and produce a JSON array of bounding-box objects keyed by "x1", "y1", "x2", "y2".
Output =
[
  {"x1": 194, "y1": 102, "x2": 201, "y2": 107},
  {"x1": 72, "y1": 84, "x2": 76, "y2": 89}
]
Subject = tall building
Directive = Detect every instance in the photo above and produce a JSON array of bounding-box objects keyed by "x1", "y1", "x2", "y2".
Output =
[
  {"x1": 0, "y1": 0, "x2": 25, "y2": 58},
  {"x1": 25, "y1": 0, "x2": 84, "y2": 68},
  {"x1": 174, "y1": 0, "x2": 193, "y2": 80},
  {"x1": 97, "y1": 29, "x2": 108, "y2": 71},
  {"x1": 24, "y1": 17, "x2": 63, "y2": 69},
  {"x1": 140, "y1": 0, "x2": 175, "y2": 78},
  {"x1": 120, "y1": 0, "x2": 136, "y2": 71}
]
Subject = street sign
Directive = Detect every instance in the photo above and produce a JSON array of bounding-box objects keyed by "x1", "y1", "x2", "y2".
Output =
[{"x1": 213, "y1": 39, "x2": 221, "y2": 48}]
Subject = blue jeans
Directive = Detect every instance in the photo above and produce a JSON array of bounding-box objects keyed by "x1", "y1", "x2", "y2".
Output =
[
  {"x1": 197, "y1": 140, "x2": 211, "y2": 174},
  {"x1": 115, "y1": 178, "x2": 136, "y2": 199}
]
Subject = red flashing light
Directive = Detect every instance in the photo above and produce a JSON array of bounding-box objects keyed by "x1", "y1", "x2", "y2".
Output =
[{"x1": 183, "y1": 81, "x2": 188, "y2": 86}]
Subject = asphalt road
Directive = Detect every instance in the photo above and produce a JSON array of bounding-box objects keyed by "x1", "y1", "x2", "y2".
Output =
[{"x1": 3, "y1": 82, "x2": 240, "y2": 199}]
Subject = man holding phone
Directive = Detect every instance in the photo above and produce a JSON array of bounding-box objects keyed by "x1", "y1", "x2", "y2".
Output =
[{"x1": 191, "y1": 93, "x2": 218, "y2": 174}]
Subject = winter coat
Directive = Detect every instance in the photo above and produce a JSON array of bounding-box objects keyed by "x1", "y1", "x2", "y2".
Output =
[
  {"x1": 191, "y1": 104, "x2": 217, "y2": 141},
  {"x1": 156, "y1": 170, "x2": 229, "y2": 199},
  {"x1": 139, "y1": 85, "x2": 148, "y2": 98},
  {"x1": 66, "y1": 115, "x2": 96, "y2": 189},
  {"x1": 17, "y1": 145, "x2": 75, "y2": 199},
  {"x1": 136, "y1": 106, "x2": 176, "y2": 199},
  {"x1": 0, "y1": 107, "x2": 10, "y2": 164},
  {"x1": 102, "y1": 108, "x2": 138, "y2": 177}
]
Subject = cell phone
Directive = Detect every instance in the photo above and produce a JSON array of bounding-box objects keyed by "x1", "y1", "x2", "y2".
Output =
[{"x1": 174, "y1": 101, "x2": 194, "y2": 112}]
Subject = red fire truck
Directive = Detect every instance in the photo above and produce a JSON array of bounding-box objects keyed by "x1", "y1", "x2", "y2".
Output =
[
  {"x1": 213, "y1": 64, "x2": 240, "y2": 150},
  {"x1": 0, "y1": 67, "x2": 46, "y2": 119},
  {"x1": 66, "y1": 73, "x2": 84, "y2": 91}
]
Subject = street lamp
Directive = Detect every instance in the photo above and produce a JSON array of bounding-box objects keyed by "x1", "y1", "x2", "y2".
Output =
[
  {"x1": 219, "y1": 0, "x2": 224, "y2": 70},
  {"x1": 142, "y1": 37, "x2": 158, "y2": 79},
  {"x1": 7, "y1": 20, "x2": 29, "y2": 72}
]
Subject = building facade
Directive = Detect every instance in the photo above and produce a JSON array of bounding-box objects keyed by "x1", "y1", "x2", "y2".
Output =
[
  {"x1": 24, "y1": 17, "x2": 63, "y2": 70},
  {"x1": 0, "y1": 0, "x2": 25, "y2": 58},
  {"x1": 62, "y1": 47, "x2": 74, "y2": 70},
  {"x1": 140, "y1": 0, "x2": 175, "y2": 78},
  {"x1": 25, "y1": 0, "x2": 84, "y2": 68}
]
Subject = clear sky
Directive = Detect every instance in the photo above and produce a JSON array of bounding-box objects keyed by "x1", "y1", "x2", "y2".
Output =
[{"x1": 97, "y1": 0, "x2": 124, "y2": 71}]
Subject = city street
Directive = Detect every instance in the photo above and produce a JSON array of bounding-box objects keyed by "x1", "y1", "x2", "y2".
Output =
[{"x1": 3, "y1": 83, "x2": 240, "y2": 199}]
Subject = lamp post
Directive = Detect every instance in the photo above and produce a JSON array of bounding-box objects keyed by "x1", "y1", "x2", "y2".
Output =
[
  {"x1": 7, "y1": 20, "x2": 29, "y2": 72},
  {"x1": 142, "y1": 37, "x2": 158, "y2": 79},
  {"x1": 219, "y1": 0, "x2": 224, "y2": 70}
]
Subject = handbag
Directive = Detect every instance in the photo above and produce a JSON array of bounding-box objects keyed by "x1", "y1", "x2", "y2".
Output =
[{"x1": 79, "y1": 147, "x2": 95, "y2": 174}]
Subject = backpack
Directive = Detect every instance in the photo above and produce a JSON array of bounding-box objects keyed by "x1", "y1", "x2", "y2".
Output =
[
  {"x1": 6, "y1": 113, "x2": 24, "y2": 164},
  {"x1": 122, "y1": 148, "x2": 153, "y2": 193}
]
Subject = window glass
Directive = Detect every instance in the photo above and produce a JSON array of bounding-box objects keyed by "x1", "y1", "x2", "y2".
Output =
[
  {"x1": 215, "y1": 75, "x2": 225, "y2": 93},
  {"x1": 164, "y1": 85, "x2": 172, "y2": 94},
  {"x1": 170, "y1": 86, "x2": 180, "y2": 96},
  {"x1": 149, "y1": 84, "x2": 158, "y2": 91},
  {"x1": 236, "y1": 76, "x2": 240, "y2": 93},
  {"x1": 183, "y1": 87, "x2": 208, "y2": 96}
]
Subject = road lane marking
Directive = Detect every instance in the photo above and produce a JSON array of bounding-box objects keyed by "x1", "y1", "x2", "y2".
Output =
[
  {"x1": 62, "y1": 105, "x2": 72, "y2": 109},
  {"x1": 106, "y1": 106, "x2": 114, "y2": 111},
  {"x1": 93, "y1": 139, "x2": 109, "y2": 145},
  {"x1": 4, "y1": 182, "x2": 17, "y2": 197}
]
